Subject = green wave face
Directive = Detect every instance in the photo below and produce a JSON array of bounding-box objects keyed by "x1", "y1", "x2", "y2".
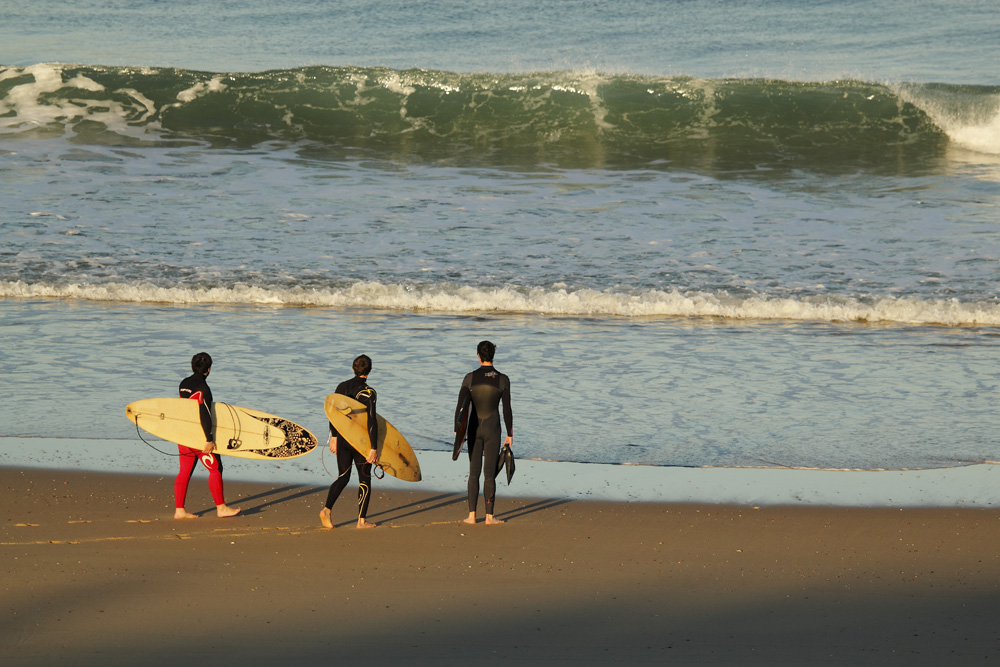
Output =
[{"x1": 3, "y1": 64, "x2": 994, "y2": 173}]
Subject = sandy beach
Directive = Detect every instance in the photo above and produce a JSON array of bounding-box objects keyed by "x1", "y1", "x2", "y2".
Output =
[{"x1": 3, "y1": 466, "x2": 1000, "y2": 666}]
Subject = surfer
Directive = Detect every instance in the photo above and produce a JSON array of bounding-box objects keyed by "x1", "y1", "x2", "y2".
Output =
[
  {"x1": 174, "y1": 352, "x2": 240, "y2": 519},
  {"x1": 320, "y1": 354, "x2": 379, "y2": 530},
  {"x1": 455, "y1": 340, "x2": 513, "y2": 525}
]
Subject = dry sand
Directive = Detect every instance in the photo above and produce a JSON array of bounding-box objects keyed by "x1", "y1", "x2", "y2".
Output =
[{"x1": 3, "y1": 466, "x2": 1000, "y2": 666}]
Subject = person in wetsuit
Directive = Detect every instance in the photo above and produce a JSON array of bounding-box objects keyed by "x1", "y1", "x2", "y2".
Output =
[
  {"x1": 455, "y1": 340, "x2": 513, "y2": 525},
  {"x1": 174, "y1": 352, "x2": 240, "y2": 519},
  {"x1": 319, "y1": 354, "x2": 379, "y2": 530}
]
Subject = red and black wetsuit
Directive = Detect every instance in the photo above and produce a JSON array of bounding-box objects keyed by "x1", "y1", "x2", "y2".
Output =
[
  {"x1": 324, "y1": 375, "x2": 377, "y2": 520},
  {"x1": 455, "y1": 365, "x2": 512, "y2": 516},
  {"x1": 175, "y1": 372, "x2": 225, "y2": 508}
]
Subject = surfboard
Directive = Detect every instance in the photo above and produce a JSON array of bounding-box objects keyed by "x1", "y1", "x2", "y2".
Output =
[
  {"x1": 126, "y1": 397, "x2": 317, "y2": 460},
  {"x1": 324, "y1": 393, "x2": 421, "y2": 482}
]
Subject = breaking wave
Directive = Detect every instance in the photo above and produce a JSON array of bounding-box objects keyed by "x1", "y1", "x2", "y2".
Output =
[
  {"x1": 3, "y1": 63, "x2": 998, "y2": 170},
  {"x1": 4, "y1": 279, "x2": 999, "y2": 326}
]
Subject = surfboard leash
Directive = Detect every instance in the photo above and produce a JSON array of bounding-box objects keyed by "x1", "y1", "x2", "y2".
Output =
[
  {"x1": 319, "y1": 444, "x2": 346, "y2": 479},
  {"x1": 132, "y1": 417, "x2": 181, "y2": 457},
  {"x1": 320, "y1": 444, "x2": 386, "y2": 480}
]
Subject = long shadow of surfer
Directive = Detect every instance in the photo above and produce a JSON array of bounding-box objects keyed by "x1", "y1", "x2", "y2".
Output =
[
  {"x1": 225, "y1": 484, "x2": 327, "y2": 516},
  {"x1": 368, "y1": 494, "x2": 574, "y2": 524},
  {"x1": 231, "y1": 487, "x2": 466, "y2": 523},
  {"x1": 212, "y1": 486, "x2": 570, "y2": 523},
  {"x1": 367, "y1": 492, "x2": 466, "y2": 524},
  {"x1": 497, "y1": 497, "x2": 574, "y2": 522}
]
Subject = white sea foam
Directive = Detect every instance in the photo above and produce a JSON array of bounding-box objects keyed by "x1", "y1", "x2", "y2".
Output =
[
  {"x1": 948, "y1": 110, "x2": 1000, "y2": 155},
  {"x1": 896, "y1": 83, "x2": 1000, "y2": 156},
  {"x1": 175, "y1": 76, "x2": 228, "y2": 103},
  {"x1": 0, "y1": 63, "x2": 164, "y2": 140},
  {"x1": 3, "y1": 279, "x2": 998, "y2": 326},
  {"x1": 0, "y1": 64, "x2": 84, "y2": 131}
]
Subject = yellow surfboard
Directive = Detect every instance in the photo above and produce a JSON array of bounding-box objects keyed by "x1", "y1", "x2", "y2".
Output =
[
  {"x1": 126, "y1": 397, "x2": 317, "y2": 460},
  {"x1": 324, "y1": 393, "x2": 421, "y2": 482}
]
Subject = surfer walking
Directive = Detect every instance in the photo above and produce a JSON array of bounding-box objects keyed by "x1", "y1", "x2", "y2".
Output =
[
  {"x1": 174, "y1": 352, "x2": 240, "y2": 519},
  {"x1": 455, "y1": 340, "x2": 513, "y2": 525},
  {"x1": 320, "y1": 354, "x2": 379, "y2": 530}
]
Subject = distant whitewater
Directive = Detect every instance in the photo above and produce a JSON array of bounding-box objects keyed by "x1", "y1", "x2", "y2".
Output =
[
  {"x1": 3, "y1": 63, "x2": 999, "y2": 171},
  {"x1": 4, "y1": 279, "x2": 999, "y2": 326}
]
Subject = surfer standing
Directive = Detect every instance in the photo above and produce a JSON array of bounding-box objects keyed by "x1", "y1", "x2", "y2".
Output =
[
  {"x1": 320, "y1": 354, "x2": 379, "y2": 530},
  {"x1": 455, "y1": 340, "x2": 513, "y2": 525},
  {"x1": 174, "y1": 352, "x2": 241, "y2": 519}
]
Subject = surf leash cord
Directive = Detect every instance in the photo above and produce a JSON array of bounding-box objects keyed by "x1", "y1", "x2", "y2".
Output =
[
  {"x1": 132, "y1": 416, "x2": 181, "y2": 457},
  {"x1": 320, "y1": 444, "x2": 386, "y2": 480}
]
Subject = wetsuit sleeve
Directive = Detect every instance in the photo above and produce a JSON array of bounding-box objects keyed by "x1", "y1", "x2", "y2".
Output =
[
  {"x1": 455, "y1": 374, "x2": 472, "y2": 431},
  {"x1": 366, "y1": 390, "x2": 378, "y2": 451},
  {"x1": 199, "y1": 383, "x2": 214, "y2": 441},
  {"x1": 197, "y1": 403, "x2": 213, "y2": 441},
  {"x1": 180, "y1": 378, "x2": 213, "y2": 441},
  {"x1": 354, "y1": 385, "x2": 378, "y2": 451},
  {"x1": 501, "y1": 375, "x2": 513, "y2": 437}
]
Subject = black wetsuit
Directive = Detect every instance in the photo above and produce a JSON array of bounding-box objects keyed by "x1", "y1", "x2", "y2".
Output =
[
  {"x1": 455, "y1": 365, "x2": 513, "y2": 515},
  {"x1": 324, "y1": 376, "x2": 377, "y2": 520}
]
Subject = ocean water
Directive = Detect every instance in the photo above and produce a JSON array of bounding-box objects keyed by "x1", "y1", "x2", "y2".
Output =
[{"x1": 2, "y1": 1, "x2": 1000, "y2": 494}]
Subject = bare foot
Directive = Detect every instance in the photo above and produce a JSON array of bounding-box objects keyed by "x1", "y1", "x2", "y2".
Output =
[
  {"x1": 319, "y1": 508, "x2": 334, "y2": 529},
  {"x1": 357, "y1": 519, "x2": 377, "y2": 529},
  {"x1": 216, "y1": 505, "x2": 241, "y2": 518},
  {"x1": 485, "y1": 514, "x2": 505, "y2": 525},
  {"x1": 462, "y1": 513, "x2": 477, "y2": 525},
  {"x1": 174, "y1": 509, "x2": 198, "y2": 519}
]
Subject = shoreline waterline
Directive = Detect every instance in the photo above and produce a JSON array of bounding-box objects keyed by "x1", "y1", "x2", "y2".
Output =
[{"x1": 5, "y1": 436, "x2": 998, "y2": 508}]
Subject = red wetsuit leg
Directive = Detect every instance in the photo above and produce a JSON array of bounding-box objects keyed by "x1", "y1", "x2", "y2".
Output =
[
  {"x1": 174, "y1": 445, "x2": 200, "y2": 508},
  {"x1": 198, "y1": 451, "x2": 225, "y2": 506}
]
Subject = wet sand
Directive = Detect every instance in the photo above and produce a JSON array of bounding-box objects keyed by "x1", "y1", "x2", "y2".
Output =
[{"x1": 3, "y1": 466, "x2": 1000, "y2": 665}]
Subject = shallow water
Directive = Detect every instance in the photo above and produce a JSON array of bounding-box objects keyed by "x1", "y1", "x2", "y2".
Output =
[{"x1": 3, "y1": 298, "x2": 998, "y2": 471}]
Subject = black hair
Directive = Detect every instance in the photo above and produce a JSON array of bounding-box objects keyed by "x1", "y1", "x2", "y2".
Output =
[
  {"x1": 191, "y1": 352, "x2": 212, "y2": 375},
  {"x1": 353, "y1": 354, "x2": 372, "y2": 377},
  {"x1": 477, "y1": 340, "x2": 496, "y2": 362}
]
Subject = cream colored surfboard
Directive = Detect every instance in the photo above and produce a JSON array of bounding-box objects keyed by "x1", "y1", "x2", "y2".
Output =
[
  {"x1": 324, "y1": 393, "x2": 422, "y2": 482},
  {"x1": 126, "y1": 397, "x2": 317, "y2": 460}
]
